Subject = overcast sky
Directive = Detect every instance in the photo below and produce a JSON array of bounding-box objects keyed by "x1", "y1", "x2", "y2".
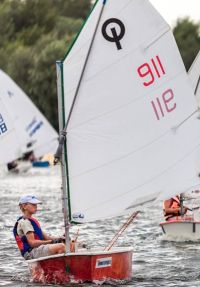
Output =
[{"x1": 150, "y1": 0, "x2": 200, "y2": 27}]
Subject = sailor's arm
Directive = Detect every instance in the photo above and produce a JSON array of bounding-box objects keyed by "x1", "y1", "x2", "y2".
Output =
[
  {"x1": 42, "y1": 231, "x2": 65, "y2": 243},
  {"x1": 163, "y1": 199, "x2": 175, "y2": 214},
  {"x1": 165, "y1": 207, "x2": 181, "y2": 215},
  {"x1": 26, "y1": 231, "x2": 52, "y2": 247},
  {"x1": 42, "y1": 231, "x2": 54, "y2": 240}
]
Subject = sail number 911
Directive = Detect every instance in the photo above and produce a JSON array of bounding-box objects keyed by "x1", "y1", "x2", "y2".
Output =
[{"x1": 137, "y1": 55, "x2": 176, "y2": 120}]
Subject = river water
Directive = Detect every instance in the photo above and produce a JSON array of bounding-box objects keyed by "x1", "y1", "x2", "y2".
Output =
[{"x1": 0, "y1": 165, "x2": 200, "y2": 287}]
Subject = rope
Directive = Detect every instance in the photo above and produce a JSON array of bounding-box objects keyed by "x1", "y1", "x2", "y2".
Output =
[{"x1": 104, "y1": 211, "x2": 139, "y2": 251}]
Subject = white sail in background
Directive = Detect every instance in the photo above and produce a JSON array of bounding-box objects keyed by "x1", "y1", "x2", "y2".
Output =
[
  {"x1": 0, "y1": 98, "x2": 23, "y2": 164},
  {"x1": 61, "y1": 0, "x2": 200, "y2": 223},
  {"x1": 0, "y1": 69, "x2": 58, "y2": 162},
  {"x1": 188, "y1": 50, "x2": 200, "y2": 104}
]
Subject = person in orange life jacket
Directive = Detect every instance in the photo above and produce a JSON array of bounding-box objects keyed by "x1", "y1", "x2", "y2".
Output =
[
  {"x1": 13, "y1": 195, "x2": 66, "y2": 260},
  {"x1": 163, "y1": 195, "x2": 188, "y2": 221}
]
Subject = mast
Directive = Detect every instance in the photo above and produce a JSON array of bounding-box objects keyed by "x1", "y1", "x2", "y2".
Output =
[
  {"x1": 56, "y1": 61, "x2": 70, "y2": 252},
  {"x1": 180, "y1": 193, "x2": 184, "y2": 218},
  {"x1": 194, "y1": 75, "x2": 200, "y2": 96}
]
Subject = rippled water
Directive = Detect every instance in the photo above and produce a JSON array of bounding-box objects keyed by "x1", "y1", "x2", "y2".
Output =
[{"x1": 1, "y1": 166, "x2": 200, "y2": 287}]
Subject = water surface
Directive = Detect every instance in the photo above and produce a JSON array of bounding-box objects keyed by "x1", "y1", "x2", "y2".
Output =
[{"x1": 0, "y1": 166, "x2": 200, "y2": 286}]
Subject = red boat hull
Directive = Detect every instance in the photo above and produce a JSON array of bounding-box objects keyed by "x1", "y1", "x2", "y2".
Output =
[{"x1": 28, "y1": 247, "x2": 132, "y2": 284}]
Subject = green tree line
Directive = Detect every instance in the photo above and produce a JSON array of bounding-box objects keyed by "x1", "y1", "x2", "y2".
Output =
[
  {"x1": 0, "y1": 0, "x2": 199, "y2": 131},
  {"x1": 0, "y1": 0, "x2": 91, "y2": 131}
]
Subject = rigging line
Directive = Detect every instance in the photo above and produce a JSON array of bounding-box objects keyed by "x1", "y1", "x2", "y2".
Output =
[
  {"x1": 54, "y1": 0, "x2": 107, "y2": 163},
  {"x1": 104, "y1": 211, "x2": 139, "y2": 251},
  {"x1": 64, "y1": 1, "x2": 106, "y2": 132},
  {"x1": 81, "y1": 142, "x2": 200, "y2": 213},
  {"x1": 194, "y1": 75, "x2": 200, "y2": 96}
]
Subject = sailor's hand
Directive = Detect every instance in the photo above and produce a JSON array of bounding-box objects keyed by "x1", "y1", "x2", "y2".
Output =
[
  {"x1": 183, "y1": 207, "x2": 188, "y2": 213},
  {"x1": 78, "y1": 242, "x2": 88, "y2": 249},
  {"x1": 58, "y1": 236, "x2": 65, "y2": 243},
  {"x1": 53, "y1": 157, "x2": 59, "y2": 165},
  {"x1": 51, "y1": 236, "x2": 65, "y2": 244},
  {"x1": 51, "y1": 239, "x2": 60, "y2": 244}
]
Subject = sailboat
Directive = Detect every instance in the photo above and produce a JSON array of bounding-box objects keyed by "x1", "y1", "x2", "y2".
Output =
[
  {"x1": 160, "y1": 51, "x2": 200, "y2": 240},
  {"x1": 27, "y1": 0, "x2": 200, "y2": 283},
  {"x1": 0, "y1": 69, "x2": 58, "y2": 171}
]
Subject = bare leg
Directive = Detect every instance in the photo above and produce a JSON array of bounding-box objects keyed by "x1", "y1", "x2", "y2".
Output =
[{"x1": 48, "y1": 243, "x2": 66, "y2": 255}]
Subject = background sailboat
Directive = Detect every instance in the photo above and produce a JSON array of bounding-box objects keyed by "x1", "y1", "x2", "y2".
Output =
[
  {"x1": 189, "y1": 50, "x2": 200, "y2": 105},
  {"x1": 26, "y1": 0, "x2": 200, "y2": 284},
  {"x1": 159, "y1": 50, "x2": 200, "y2": 240},
  {"x1": 0, "y1": 98, "x2": 22, "y2": 165},
  {"x1": 0, "y1": 69, "x2": 58, "y2": 170}
]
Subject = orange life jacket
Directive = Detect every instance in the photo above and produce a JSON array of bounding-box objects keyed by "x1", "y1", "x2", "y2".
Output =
[
  {"x1": 13, "y1": 216, "x2": 44, "y2": 257},
  {"x1": 163, "y1": 196, "x2": 180, "y2": 221}
]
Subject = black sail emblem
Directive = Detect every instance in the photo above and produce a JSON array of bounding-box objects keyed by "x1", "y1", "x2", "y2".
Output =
[{"x1": 102, "y1": 18, "x2": 125, "y2": 50}]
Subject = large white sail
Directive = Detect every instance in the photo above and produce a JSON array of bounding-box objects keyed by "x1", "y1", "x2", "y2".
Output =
[
  {"x1": 188, "y1": 51, "x2": 200, "y2": 104},
  {"x1": 0, "y1": 69, "x2": 58, "y2": 161},
  {"x1": 61, "y1": 0, "x2": 200, "y2": 223}
]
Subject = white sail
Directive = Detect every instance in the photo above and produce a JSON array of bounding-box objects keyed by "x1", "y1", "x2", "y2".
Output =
[
  {"x1": 188, "y1": 50, "x2": 200, "y2": 104},
  {"x1": 0, "y1": 98, "x2": 22, "y2": 164},
  {"x1": 0, "y1": 69, "x2": 58, "y2": 162},
  {"x1": 61, "y1": 0, "x2": 200, "y2": 223}
]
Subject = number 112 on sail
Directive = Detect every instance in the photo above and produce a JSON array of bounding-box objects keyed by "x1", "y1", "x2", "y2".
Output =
[{"x1": 137, "y1": 55, "x2": 177, "y2": 121}]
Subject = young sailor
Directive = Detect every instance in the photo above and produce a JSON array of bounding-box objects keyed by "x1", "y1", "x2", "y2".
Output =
[
  {"x1": 13, "y1": 195, "x2": 66, "y2": 260},
  {"x1": 163, "y1": 195, "x2": 188, "y2": 221}
]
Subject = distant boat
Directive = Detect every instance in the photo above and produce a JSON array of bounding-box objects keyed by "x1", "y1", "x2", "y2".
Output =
[
  {"x1": 0, "y1": 69, "x2": 58, "y2": 169},
  {"x1": 26, "y1": 0, "x2": 200, "y2": 284},
  {"x1": 159, "y1": 50, "x2": 200, "y2": 240},
  {"x1": 32, "y1": 161, "x2": 50, "y2": 168},
  {"x1": 160, "y1": 193, "x2": 200, "y2": 241}
]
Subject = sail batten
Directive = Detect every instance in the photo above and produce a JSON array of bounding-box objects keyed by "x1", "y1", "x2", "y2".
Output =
[{"x1": 61, "y1": 0, "x2": 200, "y2": 223}]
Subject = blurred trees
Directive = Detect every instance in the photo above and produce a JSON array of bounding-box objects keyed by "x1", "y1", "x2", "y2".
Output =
[
  {"x1": 0, "y1": 1, "x2": 199, "y2": 131},
  {"x1": 0, "y1": 0, "x2": 91, "y2": 130},
  {"x1": 173, "y1": 18, "x2": 200, "y2": 71}
]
